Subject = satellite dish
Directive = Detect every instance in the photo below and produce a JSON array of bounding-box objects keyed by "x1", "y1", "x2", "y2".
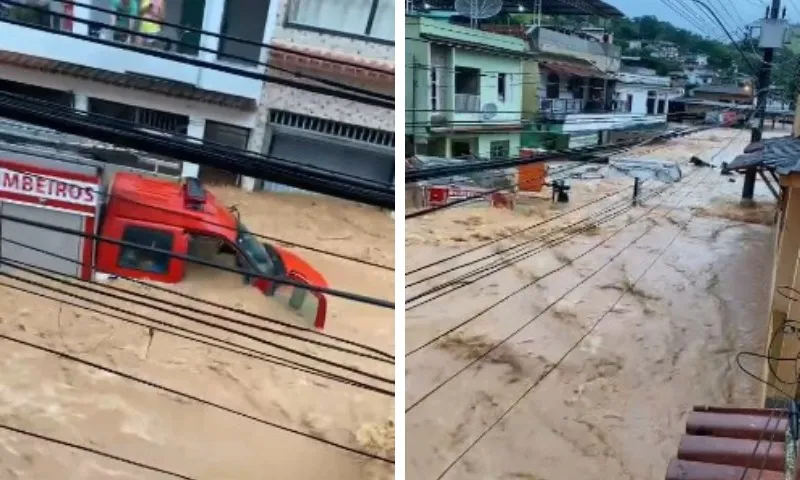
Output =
[
  {"x1": 481, "y1": 103, "x2": 498, "y2": 121},
  {"x1": 454, "y1": 0, "x2": 503, "y2": 28}
]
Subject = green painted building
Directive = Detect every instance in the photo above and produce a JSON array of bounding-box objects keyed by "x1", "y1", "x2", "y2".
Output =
[{"x1": 406, "y1": 15, "x2": 536, "y2": 160}]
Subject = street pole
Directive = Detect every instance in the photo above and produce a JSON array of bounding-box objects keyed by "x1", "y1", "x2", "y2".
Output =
[{"x1": 743, "y1": 0, "x2": 782, "y2": 201}]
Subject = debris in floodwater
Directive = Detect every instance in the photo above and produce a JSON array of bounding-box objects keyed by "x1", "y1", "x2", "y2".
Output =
[{"x1": 690, "y1": 156, "x2": 713, "y2": 168}]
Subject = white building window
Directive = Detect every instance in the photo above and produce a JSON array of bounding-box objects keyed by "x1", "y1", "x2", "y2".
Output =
[
  {"x1": 430, "y1": 68, "x2": 439, "y2": 111},
  {"x1": 646, "y1": 90, "x2": 657, "y2": 115},
  {"x1": 497, "y1": 73, "x2": 507, "y2": 102},
  {"x1": 489, "y1": 140, "x2": 510, "y2": 159},
  {"x1": 287, "y1": 0, "x2": 394, "y2": 42}
]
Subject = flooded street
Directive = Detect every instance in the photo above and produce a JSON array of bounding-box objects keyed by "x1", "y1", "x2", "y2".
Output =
[
  {"x1": 0, "y1": 189, "x2": 394, "y2": 479},
  {"x1": 405, "y1": 127, "x2": 780, "y2": 479}
]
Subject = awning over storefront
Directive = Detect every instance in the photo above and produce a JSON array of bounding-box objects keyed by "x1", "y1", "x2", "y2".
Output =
[{"x1": 269, "y1": 131, "x2": 394, "y2": 186}]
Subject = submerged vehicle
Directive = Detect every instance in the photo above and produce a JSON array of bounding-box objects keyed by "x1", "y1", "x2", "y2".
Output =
[{"x1": 94, "y1": 172, "x2": 328, "y2": 329}]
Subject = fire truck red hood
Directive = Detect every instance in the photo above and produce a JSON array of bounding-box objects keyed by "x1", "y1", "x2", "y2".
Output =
[{"x1": 275, "y1": 247, "x2": 328, "y2": 289}]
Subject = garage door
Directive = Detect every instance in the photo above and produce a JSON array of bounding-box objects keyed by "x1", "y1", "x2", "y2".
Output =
[
  {"x1": 269, "y1": 133, "x2": 395, "y2": 185},
  {"x1": 0, "y1": 202, "x2": 83, "y2": 277}
]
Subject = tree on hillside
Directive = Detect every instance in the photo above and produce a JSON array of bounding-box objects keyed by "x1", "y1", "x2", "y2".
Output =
[{"x1": 608, "y1": 15, "x2": 752, "y2": 73}]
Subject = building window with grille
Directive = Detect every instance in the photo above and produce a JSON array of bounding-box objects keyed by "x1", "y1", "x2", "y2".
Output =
[
  {"x1": 88, "y1": 98, "x2": 189, "y2": 135},
  {"x1": 546, "y1": 73, "x2": 560, "y2": 99},
  {"x1": 657, "y1": 94, "x2": 666, "y2": 114},
  {"x1": 489, "y1": 140, "x2": 510, "y2": 159},
  {"x1": 646, "y1": 90, "x2": 657, "y2": 115},
  {"x1": 430, "y1": 67, "x2": 438, "y2": 111}
]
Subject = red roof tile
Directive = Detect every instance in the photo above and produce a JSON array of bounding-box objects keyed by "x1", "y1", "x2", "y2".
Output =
[{"x1": 666, "y1": 406, "x2": 793, "y2": 480}]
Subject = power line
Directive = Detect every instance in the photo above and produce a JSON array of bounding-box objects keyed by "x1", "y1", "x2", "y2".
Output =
[
  {"x1": 406, "y1": 184, "x2": 636, "y2": 287},
  {"x1": 0, "y1": 10, "x2": 394, "y2": 110},
  {"x1": 0, "y1": 137, "x2": 393, "y2": 271},
  {"x1": 406, "y1": 125, "x2": 712, "y2": 183},
  {"x1": 2, "y1": 0, "x2": 390, "y2": 102},
  {"x1": 2, "y1": 90, "x2": 393, "y2": 190},
  {"x1": 406, "y1": 184, "x2": 632, "y2": 275},
  {"x1": 1, "y1": 252, "x2": 391, "y2": 366},
  {"x1": 0, "y1": 261, "x2": 394, "y2": 385},
  {"x1": 0, "y1": 259, "x2": 394, "y2": 384},
  {"x1": 420, "y1": 130, "x2": 746, "y2": 477},
  {"x1": 0, "y1": 212, "x2": 394, "y2": 309},
  {"x1": 0, "y1": 423, "x2": 198, "y2": 480},
  {"x1": 0, "y1": 229, "x2": 391, "y2": 359},
  {"x1": 0, "y1": 93, "x2": 394, "y2": 208},
  {"x1": 0, "y1": 270, "x2": 393, "y2": 396},
  {"x1": 405, "y1": 172, "x2": 703, "y2": 357},
  {"x1": 0, "y1": 333, "x2": 394, "y2": 464},
  {"x1": 406, "y1": 126, "x2": 711, "y2": 218},
  {"x1": 52, "y1": 0, "x2": 393, "y2": 75},
  {"x1": 405, "y1": 178, "x2": 673, "y2": 309}
]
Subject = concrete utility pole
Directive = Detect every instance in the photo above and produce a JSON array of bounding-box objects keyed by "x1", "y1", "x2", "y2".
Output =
[{"x1": 743, "y1": 0, "x2": 782, "y2": 201}]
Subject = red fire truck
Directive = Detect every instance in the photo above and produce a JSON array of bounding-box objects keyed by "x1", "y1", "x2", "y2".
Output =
[{"x1": 0, "y1": 159, "x2": 328, "y2": 329}]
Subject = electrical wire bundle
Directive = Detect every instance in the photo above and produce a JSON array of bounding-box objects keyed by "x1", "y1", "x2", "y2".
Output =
[
  {"x1": 0, "y1": 0, "x2": 396, "y2": 208},
  {"x1": 733, "y1": 285, "x2": 800, "y2": 479},
  {"x1": 0, "y1": 243, "x2": 396, "y2": 472},
  {"x1": 0, "y1": 92, "x2": 395, "y2": 208},
  {"x1": 405, "y1": 125, "x2": 711, "y2": 219},
  {"x1": 0, "y1": 1, "x2": 397, "y2": 474},
  {"x1": 408, "y1": 132, "x2": 745, "y2": 478}
]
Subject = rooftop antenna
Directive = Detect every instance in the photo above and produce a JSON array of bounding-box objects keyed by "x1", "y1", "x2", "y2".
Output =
[{"x1": 454, "y1": 0, "x2": 503, "y2": 28}]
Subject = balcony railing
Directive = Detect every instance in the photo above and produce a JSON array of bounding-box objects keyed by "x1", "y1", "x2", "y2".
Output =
[
  {"x1": 0, "y1": 1, "x2": 263, "y2": 64},
  {"x1": 540, "y1": 98, "x2": 614, "y2": 116},
  {"x1": 455, "y1": 93, "x2": 481, "y2": 113},
  {"x1": 531, "y1": 27, "x2": 621, "y2": 73}
]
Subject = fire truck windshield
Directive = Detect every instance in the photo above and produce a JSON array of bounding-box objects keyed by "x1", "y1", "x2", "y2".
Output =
[{"x1": 236, "y1": 225, "x2": 283, "y2": 277}]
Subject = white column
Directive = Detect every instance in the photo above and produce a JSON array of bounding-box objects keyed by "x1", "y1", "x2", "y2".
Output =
[
  {"x1": 70, "y1": 3, "x2": 90, "y2": 36},
  {"x1": 200, "y1": 1, "x2": 226, "y2": 62},
  {"x1": 73, "y1": 92, "x2": 89, "y2": 112},
  {"x1": 182, "y1": 117, "x2": 206, "y2": 178},
  {"x1": 239, "y1": 123, "x2": 266, "y2": 192}
]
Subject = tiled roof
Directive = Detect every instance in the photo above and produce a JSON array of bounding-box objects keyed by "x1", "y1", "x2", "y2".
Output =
[
  {"x1": 666, "y1": 406, "x2": 792, "y2": 480},
  {"x1": 268, "y1": 41, "x2": 393, "y2": 89},
  {"x1": 726, "y1": 136, "x2": 800, "y2": 174},
  {"x1": 0, "y1": 52, "x2": 255, "y2": 110}
]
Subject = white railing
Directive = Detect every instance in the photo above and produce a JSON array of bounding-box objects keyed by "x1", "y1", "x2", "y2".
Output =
[{"x1": 454, "y1": 94, "x2": 481, "y2": 113}]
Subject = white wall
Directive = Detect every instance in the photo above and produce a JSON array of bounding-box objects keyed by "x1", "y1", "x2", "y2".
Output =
[
  {"x1": 477, "y1": 133, "x2": 521, "y2": 158},
  {"x1": 260, "y1": 0, "x2": 394, "y2": 132},
  {"x1": 0, "y1": 65, "x2": 258, "y2": 128},
  {"x1": 0, "y1": 1, "x2": 279, "y2": 101},
  {"x1": 617, "y1": 84, "x2": 674, "y2": 117},
  {"x1": 451, "y1": 49, "x2": 523, "y2": 124}
]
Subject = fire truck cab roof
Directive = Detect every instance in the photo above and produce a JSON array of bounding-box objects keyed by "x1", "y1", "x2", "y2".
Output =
[{"x1": 106, "y1": 172, "x2": 238, "y2": 242}]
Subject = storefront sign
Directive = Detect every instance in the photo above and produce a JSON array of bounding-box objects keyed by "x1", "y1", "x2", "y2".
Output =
[{"x1": 0, "y1": 168, "x2": 98, "y2": 207}]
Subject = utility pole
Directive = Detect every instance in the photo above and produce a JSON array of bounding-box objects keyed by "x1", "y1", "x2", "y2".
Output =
[{"x1": 743, "y1": 0, "x2": 782, "y2": 201}]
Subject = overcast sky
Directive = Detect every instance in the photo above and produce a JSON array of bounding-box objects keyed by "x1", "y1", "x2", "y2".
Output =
[{"x1": 605, "y1": 0, "x2": 794, "y2": 39}]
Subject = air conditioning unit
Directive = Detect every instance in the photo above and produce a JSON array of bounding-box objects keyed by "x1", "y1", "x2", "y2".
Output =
[{"x1": 481, "y1": 103, "x2": 498, "y2": 121}]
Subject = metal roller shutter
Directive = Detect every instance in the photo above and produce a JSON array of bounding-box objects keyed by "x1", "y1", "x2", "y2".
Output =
[{"x1": 0, "y1": 202, "x2": 83, "y2": 277}]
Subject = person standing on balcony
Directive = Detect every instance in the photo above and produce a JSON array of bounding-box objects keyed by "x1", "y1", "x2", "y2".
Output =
[
  {"x1": 109, "y1": 0, "x2": 138, "y2": 44},
  {"x1": 137, "y1": 0, "x2": 164, "y2": 48}
]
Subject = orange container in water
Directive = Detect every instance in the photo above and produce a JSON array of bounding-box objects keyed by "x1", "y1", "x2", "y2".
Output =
[{"x1": 517, "y1": 151, "x2": 547, "y2": 192}]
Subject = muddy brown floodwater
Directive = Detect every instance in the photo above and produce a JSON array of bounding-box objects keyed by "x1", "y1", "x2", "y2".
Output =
[
  {"x1": 406, "y1": 127, "x2": 785, "y2": 479},
  {"x1": 0, "y1": 188, "x2": 394, "y2": 479}
]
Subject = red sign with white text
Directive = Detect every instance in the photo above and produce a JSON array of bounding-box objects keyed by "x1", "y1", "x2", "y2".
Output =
[{"x1": 0, "y1": 165, "x2": 99, "y2": 215}]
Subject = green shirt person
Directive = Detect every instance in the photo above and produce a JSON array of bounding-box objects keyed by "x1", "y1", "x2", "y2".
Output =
[{"x1": 109, "y1": 0, "x2": 138, "y2": 43}]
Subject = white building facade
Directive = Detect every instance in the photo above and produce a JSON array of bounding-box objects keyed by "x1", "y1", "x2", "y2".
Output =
[
  {"x1": 0, "y1": 0, "x2": 278, "y2": 185},
  {"x1": 252, "y1": 0, "x2": 395, "y2": 192}
]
